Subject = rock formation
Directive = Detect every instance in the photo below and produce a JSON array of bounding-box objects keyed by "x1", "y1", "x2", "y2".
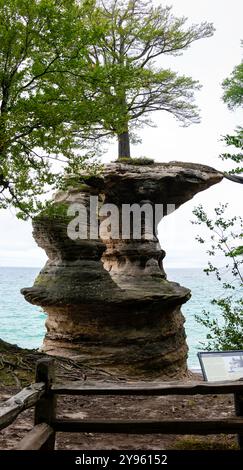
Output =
[{"x1": 22, "y1": 161, "x2": 223, "y2": 379}]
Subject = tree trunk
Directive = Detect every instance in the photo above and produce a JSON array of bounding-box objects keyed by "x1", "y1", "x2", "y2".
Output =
[{"x1": 118, "y1": 130, "x2": 131, "y2": 159}]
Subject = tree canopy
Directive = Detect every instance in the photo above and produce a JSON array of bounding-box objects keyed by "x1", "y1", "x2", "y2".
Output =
[
  {"x1": 222, "y1": 42, "x2": 243, "y2": 109},
  {"x1": 0, "y1": 0, "x2": 102, "y2": 218},
  {"x1": 221, "y1": 42, "x2": 243, "y2": 175},
  {"x1": 0, "y1": 0, "x2": 215, "y2": 216},
  {"x1": 87, "y1": 0, "x2": 215, "y2": 158}
]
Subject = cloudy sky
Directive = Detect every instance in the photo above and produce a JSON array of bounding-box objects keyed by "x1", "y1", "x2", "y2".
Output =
[{"x1": 0, "y1": 0, "x2": 242, "y2": 269}]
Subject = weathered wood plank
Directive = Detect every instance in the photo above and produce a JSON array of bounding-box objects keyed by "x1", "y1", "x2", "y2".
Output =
[
  {"x1": 234, "y1": 392, "x2": 243, "y2": 450},
  {"x1": 51, "y1": 380, "x2": 243, "y2": 396},
  {"x1": 15, "y1": 423, "x2": 54, "y2": 450},
  {"x1": 53, "y1": 417, "x2": 243, "y2": 435},
  {"x1": 35, "y1": 358, "x2": 56, "y2": 450},
  {"x1": 0, "y1": 383, "x2": 45, "y2": 431}
]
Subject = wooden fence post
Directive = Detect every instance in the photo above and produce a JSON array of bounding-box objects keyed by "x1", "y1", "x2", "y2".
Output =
[
  {"x1": 35, "y1": 358, "x2": 56, "y2": 450},
  {"x1": 234, "y1": 393, "x2": 243, "y2": 450}
]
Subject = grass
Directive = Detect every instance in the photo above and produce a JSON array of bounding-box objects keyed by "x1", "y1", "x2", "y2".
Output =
[
  {"x1": 0, "y1": 339, "x2": 35, "y2": 387},
  {"x1": 174, "y1": 435, "x2": 238, "y2": 450},
  {"x1": 115, "y1": 157, "x2": 155, "y2": 165}
]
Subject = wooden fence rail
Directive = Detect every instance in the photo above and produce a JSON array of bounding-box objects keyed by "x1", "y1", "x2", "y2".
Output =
[
  {"x1": 15, "y1": 423, "x2": 54, "y2": 450},
  {"x1": 51, "y1": 380, "x2": 243, "y2": 396},
  {"x1": 0, "y1": 383, "x2": 45, "y2": 431},
  {"x1": 0, "y1": 358, "x2": 243, "y2": 451},
  {"x1": 54, "y1": 417, "x2": 243, "y2": 435}
]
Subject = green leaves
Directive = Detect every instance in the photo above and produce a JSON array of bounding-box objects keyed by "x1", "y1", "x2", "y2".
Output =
[
  {"x1": 220, "y1": 46, "x2": 243, "y2": 175},
  {"x1": 0, "y1": 0, "x2": 104, "y2": 217},
  {"x1": 193, "y1": 203, "x2": 243, "y2": 351},
  {"x1": 195, "y1": 298, "x2": 243, "y2": 351},
  {"x1": 229, "y1": 246, "x2": 243, "y2": 257},
  {"x1": 220, "y1": 128, "x2": 243, "y2": 175},
  {"x1": 194, "y1": 46, "x2": 243, "y2": 351},
  {"x1": 0, "y1": 0, "x2": 216, "y2": 212},
  {"x1": 222, "y1": 59, "x2": 243, "y2": 109}
]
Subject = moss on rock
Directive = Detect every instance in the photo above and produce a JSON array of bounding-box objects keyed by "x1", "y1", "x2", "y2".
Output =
[{"x1": 115, "y1": 157, "x2": 155, "y2": 165}]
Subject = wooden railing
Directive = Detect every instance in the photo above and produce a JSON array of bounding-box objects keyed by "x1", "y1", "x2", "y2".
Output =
[{"x1": 1, "y1": 358, "x2": 243, "y2": 450}]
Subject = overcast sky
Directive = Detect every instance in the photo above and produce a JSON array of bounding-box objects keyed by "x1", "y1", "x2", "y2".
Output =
[{"x1": 0, "y1": 0, "x2": 242, "y2": 269}]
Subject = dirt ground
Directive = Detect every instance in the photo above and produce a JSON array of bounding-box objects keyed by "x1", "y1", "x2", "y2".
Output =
[{"x1": 0, "y1": 372, "x2": 239, "y2": 450}]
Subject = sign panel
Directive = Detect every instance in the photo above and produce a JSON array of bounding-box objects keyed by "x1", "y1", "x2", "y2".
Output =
[{"x1": 198, "y1": 351, "x2": 243, "y2": 382}]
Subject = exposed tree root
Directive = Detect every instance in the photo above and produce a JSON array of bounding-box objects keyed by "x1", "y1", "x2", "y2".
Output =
[{"x1": 0, "y1": 338, "x2": 120, "y2": 388}]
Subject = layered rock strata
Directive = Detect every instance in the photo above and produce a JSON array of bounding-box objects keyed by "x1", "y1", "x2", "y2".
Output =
[{"x1": 22, "y1": 162, "x2": 222, "y2": 379}]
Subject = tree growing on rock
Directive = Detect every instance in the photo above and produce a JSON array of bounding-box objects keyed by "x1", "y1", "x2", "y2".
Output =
[
  {"x1": 0, "y1": 0, "x2": 215, "y2": 215},
  {"x1": 87, "y1": 0, "x2": 215, "y2": 158}
]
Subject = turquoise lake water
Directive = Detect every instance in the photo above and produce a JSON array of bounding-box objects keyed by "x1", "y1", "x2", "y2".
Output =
[{"x1": 0, "y1": 267, "x2": 229, "y2": 368}]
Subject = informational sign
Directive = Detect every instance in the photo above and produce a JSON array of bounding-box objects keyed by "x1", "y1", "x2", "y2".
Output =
[{"x1": 198, "y1": 350, "x2": 243, "y2": 382}]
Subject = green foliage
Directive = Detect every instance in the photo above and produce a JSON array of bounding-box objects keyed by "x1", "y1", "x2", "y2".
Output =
[
  {"x1": 0, "y1": 339, "x2": 35, "y2": 387},
  {"x1": 35, "y1": 201, "x2": 70, "y2": 220},
  {"x1": 57, "y1": 155, "x2": 104, "y2": 191},
  {"x1": 220, "y1": 129, "x2": 243, "y2": 174},
  {"x1": 0, "y1": 0, "x2": 216, "y2": 211},
  {"x1": 87, "y1": 0, "x2": 214, "y2": 157},
  {"x1": 192, "y1": 204, "x2": 243, "y2": 351},
  {"x1": 0, "y1": 0, "x2": 104, "y2": 218},
  {"x1": 193, "y1": 48, "x2": 243, "y2": 351},
  {"x1": 196, "y1": 298, "x2": 243, "y2": 351},
  {"x1": 230, "y1": 245, "x2": 243, "y2": 257},
  {"x1": 115, "y1": 156, "x2": 155, "y2": 165},
  {"x1": 221, "y1": 45, "x2": 243, "y2": 174},
  {"x1": 174, "y1": 436, "x2": 237, "y2": 450},
  {"x1": 222, "y1": 42, "x2": 243, "y2": 109}
]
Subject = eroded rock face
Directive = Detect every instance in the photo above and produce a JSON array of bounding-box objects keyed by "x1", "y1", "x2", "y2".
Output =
[{"x1": 22, "y1": 162, "x2": 223, "y2": 379}]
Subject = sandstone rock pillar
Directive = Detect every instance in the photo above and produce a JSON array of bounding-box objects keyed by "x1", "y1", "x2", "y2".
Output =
[{"x1": 22, "y1": 162, "x2": 222, "y2": 379}]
